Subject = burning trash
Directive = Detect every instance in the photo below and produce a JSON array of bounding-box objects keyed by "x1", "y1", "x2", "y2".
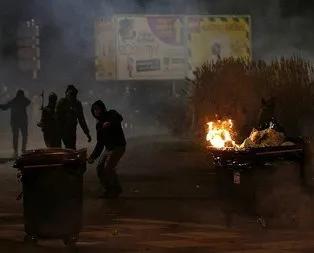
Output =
[
  {"x1": 206, "y1": 119, "x2": 238, "y2": 149},
  {"x1": 241, "y1": 128, "x2": 284, "y2": 149},
  {"x1": 206, "y1": 119, "x2": 295, "y2": 149}
]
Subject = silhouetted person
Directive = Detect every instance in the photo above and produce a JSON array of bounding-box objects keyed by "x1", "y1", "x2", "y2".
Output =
[
  {"x1": 0, "y1": 90, "x2": 31, "y2": 157},
  {"x1": 256, "y1": 97, "x2": 283, "y2": 132},
  {"x1": 87, "y1": 100, "x2": 126, "y2": 199},
  {"x1": 37, "y1": 92, "x2": 61, "y2": 148},
  {"x1": 56, "y1": 85, "x2": 91, "y2": 149}
]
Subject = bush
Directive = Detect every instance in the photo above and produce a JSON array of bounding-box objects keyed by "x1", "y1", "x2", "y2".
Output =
[
  {"x1": 158, "y1": 96, "x2": 191, "y2": 137},
  {"x1": 186, "y1": 57, "x2": 314, "y2": 142}
]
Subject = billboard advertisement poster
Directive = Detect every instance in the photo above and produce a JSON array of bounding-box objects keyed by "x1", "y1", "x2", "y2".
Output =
[
  {"x1": 187, "y1": 16, "x2": 252, "y2": 78},
  {"x1": 115, "y1": 15, "x2": 186, "y2": 80},
  {"x1": 94, "y1": 18, "x2": 116, "y2": 80}
]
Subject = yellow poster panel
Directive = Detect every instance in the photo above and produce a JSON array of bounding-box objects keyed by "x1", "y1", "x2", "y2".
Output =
[
  {"x1": 187, "y1": 15, "x2": 252, "y2": 78},
  {"x1": 94, "y1": 17, "x2": 116, "y2": 80}
]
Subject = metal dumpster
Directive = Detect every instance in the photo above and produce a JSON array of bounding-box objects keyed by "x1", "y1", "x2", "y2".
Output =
[
  {"x1": 14, "y1": 148, "x2": 87, "y2": 249},
  {"x1": 207, "y1": 137, "x2": 306, "y2": 227}
]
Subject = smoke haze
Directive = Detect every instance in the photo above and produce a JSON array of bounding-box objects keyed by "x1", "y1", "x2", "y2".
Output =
[
  {"x1": 0, "y1": 0, "x2": 313, "y2": 150},
  {"x1": 29, "y1": 0, "x2": 314, "y2": 67}
]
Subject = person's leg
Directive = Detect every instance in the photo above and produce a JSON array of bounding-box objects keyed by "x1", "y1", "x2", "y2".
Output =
[
  {"x1": 20, "y1": 123, "x2": 28, "y2": 153},
  {"x1": 110, "y1": 169, "x2": 123, "y2": 195},
  {"x1": 96, "y1": 153, "x2": 110, "y2": 193},
  {"x1": 60, "y1": 132, "x2": 66, "y2": 148},
  {"x1": 62, "y1": 131, "x2": 77, "y2": 150},
  {"x1": 11, "y1": 124, "x2": 19, "y2": 157},
  {"x1": 44, "y1": 131, "x2": 61, "y2": 148},
  {"x1": 47, "y1": 130, "x2": 62, "y2": 148},
  {"x1": 103, "y1": 147, "x2": 125, "y2": 197},
  {"x1": 43, "y1": 132, "x2": 51, "y2": 147},
  {"x1": 52, "y1": 133, "x2": 62, "y2": 148}
]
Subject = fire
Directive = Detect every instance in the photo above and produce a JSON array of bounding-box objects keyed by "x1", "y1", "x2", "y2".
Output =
[{"x1": 206, "y1": 119, "x2": 238, "y2": 148}]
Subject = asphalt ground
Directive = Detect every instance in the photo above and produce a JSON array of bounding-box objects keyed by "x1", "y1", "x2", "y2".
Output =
[{"x1": 0, "y1": 134, "x2": 313, "y2": 252}]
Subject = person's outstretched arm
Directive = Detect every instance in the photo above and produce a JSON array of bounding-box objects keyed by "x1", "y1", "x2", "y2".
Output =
[{"x1": 77, "y1": 101, "x2": 91, "y2": 141}]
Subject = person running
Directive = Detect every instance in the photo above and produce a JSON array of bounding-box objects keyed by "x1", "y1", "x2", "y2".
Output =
[{"x1": 87, "y1": 100, "x2": 126, "y2": 198}]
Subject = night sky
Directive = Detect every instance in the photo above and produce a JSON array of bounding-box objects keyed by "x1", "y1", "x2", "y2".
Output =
[{"x1": 0, "y1": 0, "x2": 314, "y2": 89}]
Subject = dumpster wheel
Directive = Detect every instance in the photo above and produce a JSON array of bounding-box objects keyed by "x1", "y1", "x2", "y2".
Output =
[
  {"x1": 63, "y1": 234, "x2": 79, "y2": 252},
  {"x1": 257, "y1": 216, "x2": 267, "y2": 229},
  {"x1": 24, "y1": 234, "x2": 38, "y2": 245}
]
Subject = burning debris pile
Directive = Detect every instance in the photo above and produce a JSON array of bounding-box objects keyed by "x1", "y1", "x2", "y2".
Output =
[
  {"x1": 206, "y1": 119, "x2": 294, "y2": 149},
  {"x1": 240, "y1": 127, "x2": 294, "y2": 149},
  {"x1": 206, "y1": 119, "x2": 238, "y2": 148}
]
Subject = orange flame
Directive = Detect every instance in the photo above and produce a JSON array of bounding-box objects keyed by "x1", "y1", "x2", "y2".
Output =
[{"x1": 206, "y1": 119, "x2": 238, "y2": 148}]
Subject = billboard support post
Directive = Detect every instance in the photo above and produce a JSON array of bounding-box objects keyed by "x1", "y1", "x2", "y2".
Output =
[
  {"x1": 172, "y1": 81, "x2": 176, "y2": 97},
  {"x1": 17, "y1": 19, "x2": 40, "y2": 79}
]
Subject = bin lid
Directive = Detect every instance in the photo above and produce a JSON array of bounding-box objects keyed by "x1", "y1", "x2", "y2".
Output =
[{"x1": 14, "y1": 148, "x2": 87, "y2": 169}]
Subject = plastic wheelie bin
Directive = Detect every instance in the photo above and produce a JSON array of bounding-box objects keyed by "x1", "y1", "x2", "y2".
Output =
[{"x1": 14, "y1": 148, "x2": 87, "y2": 250}]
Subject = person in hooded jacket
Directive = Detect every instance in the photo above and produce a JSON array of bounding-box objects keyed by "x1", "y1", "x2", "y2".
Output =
[
  {"x1": 0, "y1": 89, "x2": 31, "y2": 158},
  {"x1": 256, "y1": 97, "x2": 284, "y2": 133},
  {"x1": 87, "y1": 100, "x2": 126, "y2": 198},
  {"x1": 256, "y1": 97, "x2": 275, "y2": 130},
  {"x1": 37, "y1": 92, "x2": 61, "y2": 148},
  {"x1": 56, "y1": 85, "x2": 91, "y2": 149}
]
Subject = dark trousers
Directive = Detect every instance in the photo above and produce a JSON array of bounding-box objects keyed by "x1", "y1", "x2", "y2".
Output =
[
  {"x1": 12, "y1": 123, "x2": 28, "y2": 154},
  {"x1": 60, "y1": 132, "x2": 76, "y2": 150},
  {"x1": 97, "y1": 146, "x2": 125, "y2": 194},
  {"x1": 43, "y1": 131, "x2": 61, "y2": 148}
]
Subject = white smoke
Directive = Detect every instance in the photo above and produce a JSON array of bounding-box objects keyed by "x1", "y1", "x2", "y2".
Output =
[
  {"x1": 23, "y1": 0, "x2": 314, "y2": 72},
  {"x1": 1, "y1": 0, "x2": 314, "y2": 149}
]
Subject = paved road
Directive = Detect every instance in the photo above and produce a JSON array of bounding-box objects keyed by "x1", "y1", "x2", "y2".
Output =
[
  {"x1": 2, "y1": 218, "x2": 314, "y2": 253},
  {"x1": 0, "y1": 135, "x2": 314, "y2": 252}
]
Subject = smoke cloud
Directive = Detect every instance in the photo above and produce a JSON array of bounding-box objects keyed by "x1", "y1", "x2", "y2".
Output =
[
  {"x1": 0, "y1": 0, "x2": 313, "y2": 148},
  {"x1": 28, "y1": 0, "x2": 314, "y2": 68}
]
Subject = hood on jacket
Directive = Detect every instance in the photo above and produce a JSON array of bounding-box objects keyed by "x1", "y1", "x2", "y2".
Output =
[
  {"x1": 48, "y1": 92, "x2": 57, "y2": 102},
  {"x1": 48, "y1": 92, "x2": 57, "y2": 107},
  {"x1": 16, "y1": 89, "x2": 25, "y2": 98},
  {"x1": 91, "y1": 100, "x2": 107, "y2": 120},
  {"x1": 66, "y1": 85, "x2": 78, "y2": 97}
]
